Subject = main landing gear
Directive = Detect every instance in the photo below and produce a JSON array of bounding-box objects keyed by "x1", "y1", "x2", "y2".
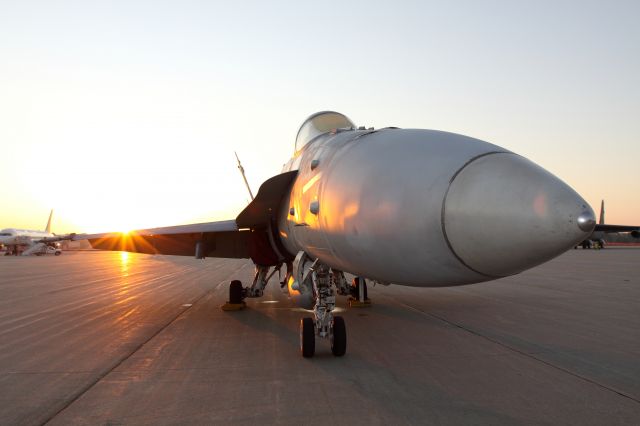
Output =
[
  {"x1": 221, "y1": 264, "x2": 277, "y2": 311},
  {"x1": 349, "y1": 276, "x2": 372, "y2": 308}
]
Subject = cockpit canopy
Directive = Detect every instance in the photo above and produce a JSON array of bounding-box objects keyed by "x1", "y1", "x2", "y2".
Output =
[{"x1": 295, "y1": 111, "x2": 355, "y2": 152}]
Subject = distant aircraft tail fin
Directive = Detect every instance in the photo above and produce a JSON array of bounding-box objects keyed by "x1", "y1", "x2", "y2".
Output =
[
  {"x1": 599, "y1": 200, "x2": 605, "y2": 225},
  {"x1": 45, "y1": 209, "x2": 53, "y2": 234}
]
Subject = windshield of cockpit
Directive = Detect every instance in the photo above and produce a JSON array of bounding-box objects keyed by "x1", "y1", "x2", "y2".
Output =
[{"x1": 295, "y1": 111, "x2": 355, "y2": 152}]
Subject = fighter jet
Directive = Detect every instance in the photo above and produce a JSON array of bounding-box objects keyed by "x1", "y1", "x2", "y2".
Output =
[
  {"x1": 578, "y1": 200, "x2": 640, "y2": 248},
  {"x1": 73, "y1": 111, "x2": 596, "y2": 357}
]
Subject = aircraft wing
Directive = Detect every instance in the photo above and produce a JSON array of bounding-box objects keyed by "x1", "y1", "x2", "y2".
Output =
[
  {"x1": 71, "y1": 170, "x2": 299, "y2": 263},
  {"x1": 73, "y1": 220, "x2": 251, "y2": 258},
  {"x1": 594, "y1": 224, "x2": 640, "y2": 233},
  {"x1": 36, "y1": 233, "x2": 77, "y2": 244}
]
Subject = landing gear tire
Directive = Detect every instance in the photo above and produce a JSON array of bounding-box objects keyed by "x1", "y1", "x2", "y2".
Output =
[
  {"x1": 300, "y1": 317, "x2": 315, "y2": 358},
  {"x1": 351, "y1": 277, "x2": 368, "y2": 300},
  {"x1": 349, "y1": 277, "x2": 372, "y2": 307},
  {"x1": 221, "y1": 280, "x2": 246, "y2": 311},
  {"x1": 331, "y1": 316, "x2": 347, "y2": 357},
  {"x1": 229, "y1": 280, "x2": 243, "y2": 304}
]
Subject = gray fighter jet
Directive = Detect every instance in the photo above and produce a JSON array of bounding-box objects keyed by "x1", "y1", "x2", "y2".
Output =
[{"x1": 74, "y1": 111, "x2": 596, "y2": 357}]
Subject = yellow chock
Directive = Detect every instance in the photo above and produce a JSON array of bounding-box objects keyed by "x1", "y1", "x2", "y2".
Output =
[
  {"x1": 221, "y1": 301, "x2": 246, "y2": 311},
  {"x1": 348, "y1": 297, "x2": 372, "y2": 308}
]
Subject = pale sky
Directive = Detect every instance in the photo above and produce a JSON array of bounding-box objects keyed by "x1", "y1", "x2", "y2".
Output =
[{"x1": 1, "y1": 0, "x2": 638, "y2": 233}]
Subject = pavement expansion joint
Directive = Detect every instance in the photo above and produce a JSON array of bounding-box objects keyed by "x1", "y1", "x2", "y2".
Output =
[
  {"x1": 37, "y1": 279, "x2": 226, "y2": 425},
  {"x1": 393, "y1": 296, "x2": 640, "y2": 406},
  {"x1": 3, "y1": 252, "x2": 639, "y2": 424}
]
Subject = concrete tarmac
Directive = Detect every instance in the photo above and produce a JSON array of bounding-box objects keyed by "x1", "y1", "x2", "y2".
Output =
[{"x1": 0, "y1": 249, "x2": 638, "y2": 425}]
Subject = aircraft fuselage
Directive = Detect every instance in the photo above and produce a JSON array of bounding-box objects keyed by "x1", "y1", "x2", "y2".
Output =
[{"x1": 277, "y1": 126, "x2": 594, "y2": 287}]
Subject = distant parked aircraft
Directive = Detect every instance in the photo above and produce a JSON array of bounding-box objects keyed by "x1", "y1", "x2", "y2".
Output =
[
  {"x1": 579, "y1": 200, "x2": 640, "y2": 248},
  {"x1": 0, "y1": 210, "x2": 74, "y2": 256}
]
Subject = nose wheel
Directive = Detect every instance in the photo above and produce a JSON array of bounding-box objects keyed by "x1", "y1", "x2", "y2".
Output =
[{"x1": 300, "y1": 315, "x2": 347, "y2": 358}]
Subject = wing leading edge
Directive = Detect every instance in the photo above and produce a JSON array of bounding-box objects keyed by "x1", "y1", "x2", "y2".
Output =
[{"x1": 74, "y1": 220, "x2": 251, "y2": 258}]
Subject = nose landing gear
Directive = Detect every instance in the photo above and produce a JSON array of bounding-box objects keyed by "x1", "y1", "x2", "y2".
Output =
[{"x1": 296, "y1": 255, "x2": 347, "y2": 358}]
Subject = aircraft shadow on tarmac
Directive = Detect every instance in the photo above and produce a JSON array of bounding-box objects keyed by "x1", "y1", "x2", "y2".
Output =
[{"x1": 220, "y1": 300, "x2": 520, "y2": 423}]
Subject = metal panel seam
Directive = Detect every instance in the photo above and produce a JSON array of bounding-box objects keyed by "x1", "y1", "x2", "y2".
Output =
[{"x1": 440, "y1": 151, "x2": 510, "y2": 279}]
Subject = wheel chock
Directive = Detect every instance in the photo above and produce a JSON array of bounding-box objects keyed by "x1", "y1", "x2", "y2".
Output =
[
  {"x1": 221, "y1": 301, "x2": 246, "y2": 311},
  {"x1": 348, "y1": 297, "x2": 372, "y2": 308}
]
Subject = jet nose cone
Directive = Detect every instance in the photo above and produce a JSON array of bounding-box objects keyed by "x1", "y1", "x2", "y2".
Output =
[
  {"x1": 577, "y1": 210, "x2": 596, "y2": 232},
  {"x1": 443, "y1": 153, "x2": 594, "y2": 277}
]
